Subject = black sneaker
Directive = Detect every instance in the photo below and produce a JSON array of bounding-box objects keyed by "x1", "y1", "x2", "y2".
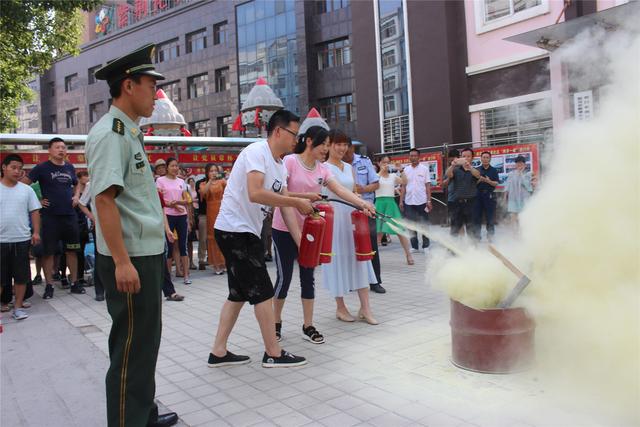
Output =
[
  {"x1": 43, "y1": 284, "x2": 54, "y2": 299},
  {"x1": 60, "y1": 278, "x2": 70, "y2": 289},
  {"x1": 79, "y1": 278, "x2": 92, "y2": 287},
  {"x1": 302, "y1": 325, "x2": 325, "y2": 344},
  {"x1": 370, "y1": 284, "x2": 386, "y2": 294},
  {"x1": 262, "y1": 350, "x2": 307, "y2": 368},
  {"x1": 207, "y1": 351, "x2": 250, "y2": 367},
  {"x1": 70, "y1": 282, "x2": 86, "y2": 294},
  {"x1": 52, "y1": 272, "x2": 62, "y2": 281},
  {"x1": 275, "y1": 322, "x2": 282, "y2": 342},
  {"x1": 33, "y1": 275, "x2": 43, "y2": 285}
]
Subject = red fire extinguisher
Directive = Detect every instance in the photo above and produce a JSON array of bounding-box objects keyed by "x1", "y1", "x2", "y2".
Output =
[
  {"x1": 316, "y1": 199, "x2": 334, "y2": 264},
  {"x1": 298, "y1": 212, "x2": 326, "y2": 268},
  {"x1": 351, "y1": 210, "x2": 374, "y2": 261}
]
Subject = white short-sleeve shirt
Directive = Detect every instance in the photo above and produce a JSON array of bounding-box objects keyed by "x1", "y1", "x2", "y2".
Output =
[
  {"x1": 403, "y1": 164, "x2": 430, "y2": 206},
  {"x1": 215, "y1": 140, "x2": 287, "y2": 237},
  {"x1": 0, "y1": 182, "x2": 41, "y2": 242}
]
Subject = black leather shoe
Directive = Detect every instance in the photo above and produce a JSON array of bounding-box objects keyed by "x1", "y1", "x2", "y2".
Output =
[
  {"x1": 148, "y1": 412, "x2": 178, "y2": 427},
  {"x1": 370, "y1": 284, "x2": 386, "y2": 294},
  {"x1": 95, "y1": 294, "x2": 105, "y2": 302}
]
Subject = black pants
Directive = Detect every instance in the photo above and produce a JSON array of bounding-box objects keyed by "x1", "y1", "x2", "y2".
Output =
[
  {"x1": 368, "y1": 216, "x2": 382, "y2": 285},
  {"x1": 451, "y1": 198, "x2": 476, "y2": 236},
  {"x1": 404, "y1": 204, "x2": 430, "y2": 249},
  {"x1": 473, "y1": 191, "x2": 497, "y2": 238},
  {"x1": 97, "y1": 253, "x2": 163, "y2": 427},
  {"x1": 272, "y1": 229, "x2": 315, "y2": 299},
  {"x1": 161, "y1": 258, "x2": 177, "y2": 298}
]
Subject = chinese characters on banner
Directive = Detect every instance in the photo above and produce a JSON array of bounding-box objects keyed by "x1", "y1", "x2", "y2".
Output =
[
  {"x1": 96, "y1": 0, "x2": 185, "y2": 36},
  {"x1": 0, "y1": 150, "x2": 239, "y2": 170}
]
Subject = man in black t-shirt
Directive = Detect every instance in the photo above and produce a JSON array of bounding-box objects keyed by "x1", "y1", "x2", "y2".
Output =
[
  {"x1": 445, "y1": 148, "x2": 481, "y2": 237},
  {"x1": 24, "y1": 137, "x2": 84, "y2": 298}
]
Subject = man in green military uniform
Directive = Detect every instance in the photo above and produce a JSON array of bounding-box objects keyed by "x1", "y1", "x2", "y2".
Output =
[{"x1": 86, "y1": 44, "x2": 178, "y2": 427}]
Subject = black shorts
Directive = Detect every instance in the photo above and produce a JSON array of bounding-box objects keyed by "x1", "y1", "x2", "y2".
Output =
[
  {"x1": 214, "y1": 229, "x2": 274, "y2": 305},
  {"x1": 1, "y1": 240, "x2": 31, "y2": 285},
  {"x1": 42, "y1": 214, "x2": 81, "y2": 255}
]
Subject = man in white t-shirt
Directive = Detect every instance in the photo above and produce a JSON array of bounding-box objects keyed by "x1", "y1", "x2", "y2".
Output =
[
  {"x1": 399, "y1": 148, "x2": 432, "y2": 253},
  {"x1": 208, "y1": 110, "x2": 314, "y2": 368},
  {"x1": 0, "y1": 155, "x2": 41, "y2": 321}
]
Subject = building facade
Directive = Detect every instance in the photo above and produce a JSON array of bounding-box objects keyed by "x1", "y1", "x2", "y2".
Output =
[{"x1": 32, "y1": 0, "x2": 626, "y2": 156}]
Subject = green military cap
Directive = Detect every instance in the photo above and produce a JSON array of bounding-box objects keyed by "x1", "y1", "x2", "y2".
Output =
[{"x1": 94, "y1": 43, "x2": 165, "y2": 87}]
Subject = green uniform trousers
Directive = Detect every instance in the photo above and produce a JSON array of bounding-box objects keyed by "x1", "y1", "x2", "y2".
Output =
[{"x1": 97, "y1": 253, "x2": 164, "y2": 427}]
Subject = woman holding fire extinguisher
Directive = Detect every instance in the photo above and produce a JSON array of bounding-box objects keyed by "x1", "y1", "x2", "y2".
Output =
[
  {"x1": 322, "y1": 130, "x2": 379, "y2": 325},
  {"x1": 272, "y1": 126, "x2": 376, "y2": 344}
]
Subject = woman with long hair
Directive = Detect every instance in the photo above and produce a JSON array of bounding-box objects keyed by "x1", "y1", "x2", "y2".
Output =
[
  {"x1": 272, "y1": 126, "x2": 375, "y2": 343},
  {"x1": 201, "y1": 164, "x2": 227, "y2": 274},
  {"x1": 376, "y1": 155, "x2": 414, "y2": 265},
  {"x1": 156, "y1": 157, "x2": 192, "y2": 284},
  {"x1": 186, "y1": 177, "x2": 199, "y2": 270},
  {"x1": 322, "y1": 130, "x2": 378, "y2": 325}
]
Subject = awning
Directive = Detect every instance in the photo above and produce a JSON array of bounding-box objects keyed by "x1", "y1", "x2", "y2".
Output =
[{"x1": 505, "y1": 2, "x2": 640, "y2": 51}]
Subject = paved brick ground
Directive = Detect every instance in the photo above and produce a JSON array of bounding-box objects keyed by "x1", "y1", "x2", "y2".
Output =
[{"x1": 1, "y1": 238, "x2": 604, "y2": 426}]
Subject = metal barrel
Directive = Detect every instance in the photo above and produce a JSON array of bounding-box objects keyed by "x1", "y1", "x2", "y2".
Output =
[{"x1": 449, "y1": 299, "x2": 535, "y2": 374}]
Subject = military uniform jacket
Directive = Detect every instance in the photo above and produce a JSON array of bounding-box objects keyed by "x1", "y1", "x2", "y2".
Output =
[{"x1": 86, "y1": 106, "x2": 165, "y2": 257}]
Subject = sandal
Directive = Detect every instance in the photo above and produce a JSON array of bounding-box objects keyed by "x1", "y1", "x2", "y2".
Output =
[
  {"x1": 275, "y1": 322, "x2": 282, "y2": 342},
  {"x1": 302, "y1": 325, "x2": 325, "y2": 344},
  {"x1": 21, "y1": 301, "x2": 32, "y2": 309},
  {"x1": 183, "y1": 278, "x2": 192, "y2": 285},
  {"x1": 166, "y1": 293, "x2": 184, "y2": 301},
  {"x1": 1, "y1": 304, "x2": 12, "y2": 313}
]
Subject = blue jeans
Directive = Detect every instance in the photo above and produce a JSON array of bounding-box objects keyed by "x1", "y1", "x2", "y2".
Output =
[{"x1": 473, "y1": 191, "x2": 496, "y2": 238}]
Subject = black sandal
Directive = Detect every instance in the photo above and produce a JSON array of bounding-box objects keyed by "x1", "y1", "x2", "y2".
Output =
[
  {"x1": 302, "y1": 325, "x2": 325, "y2": 344},
  {"x1": 275, "y1": 322, "x2": 282, "y2": 342}
]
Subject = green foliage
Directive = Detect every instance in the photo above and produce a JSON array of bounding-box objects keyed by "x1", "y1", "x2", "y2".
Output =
[{"x1": 0, "y1": 0, "x2": 102, "y2": 132}]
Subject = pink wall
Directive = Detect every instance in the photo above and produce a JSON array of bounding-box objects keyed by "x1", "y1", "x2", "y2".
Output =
[
  {"x1": 597, "y1": 0, "x2": 620, "y2": 11},
  {"x1": 464, "y1": 0, "x2": 565, "y2": 66}
]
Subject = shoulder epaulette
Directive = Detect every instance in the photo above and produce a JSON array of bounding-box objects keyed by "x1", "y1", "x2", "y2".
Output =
[{"x1": 112, "y1": 118, "x2": 125, "y2": 135}]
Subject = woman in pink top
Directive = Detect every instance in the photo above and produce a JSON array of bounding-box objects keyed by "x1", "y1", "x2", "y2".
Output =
[
  {"x1": 272, "y1": 126, "x2": 373, "y2": 344},
  {"x1": 156, "y1": 158, "x2": 193, "y2": 285}
]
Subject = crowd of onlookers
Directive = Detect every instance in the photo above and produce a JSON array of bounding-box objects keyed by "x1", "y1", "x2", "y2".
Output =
[{"x1": 0, "y1": 134, "x2": 534, "y2": 325}]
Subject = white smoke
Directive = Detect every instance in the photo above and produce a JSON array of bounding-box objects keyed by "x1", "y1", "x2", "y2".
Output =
[{"x1": 430, "y1": 17, "x2": 640, "y2": 425}]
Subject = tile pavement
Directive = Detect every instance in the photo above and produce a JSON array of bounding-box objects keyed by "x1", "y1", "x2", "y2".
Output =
[{"x1": 1, "y1": 238, "x2": 608, "y2": 426}]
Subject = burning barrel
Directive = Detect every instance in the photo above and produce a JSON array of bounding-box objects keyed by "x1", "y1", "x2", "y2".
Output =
[{"x1": 450, "y1": 299, "x2": 535, "y2": 374}]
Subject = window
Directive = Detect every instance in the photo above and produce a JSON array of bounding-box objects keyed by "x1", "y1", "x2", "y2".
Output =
[
  {"x1": 189, "y1": 119, "x2": 211, "y2": 137},
  {"x1": 480, "y1": 97, "x2": 552, "y2": 145},
  {"x1": 383, "y1": 115, "x2": 410, "y2": 152},
  {"x1": 483, "y1": 0, "x2": 542, "y2": 23},
  {"x1": 213, "y1": 21, "x2": 227, "y2": 45},
  {"x1": 48, "y1": 82, "x2": 55, "y2": 97},
  {"x1": 317, "y1": 38, "x2": 351, "y2": 70},
  {"x1": 187, "y1": 73, "x2": 209, "y2": 99},
  {"x1": 318, "y1": 94, "x2": 355, "y2": 123},
  {"x1": 50, "y1": 115, "x2": 57, "y2": 132},
  {"x1": 186, "y1": 28, "x2": 207, "y2": 54},
  {"x1": 381, "y1": 49, "x2": 396, "y2": 68},
  {"x1": 88, "y1": 65, "x2": 101, "y2": 85},
  {"x1": 383, "y1": 74, "x2": 396, "y2": 92},
  {"x1": 476, "y1": 0, "x2": 548, "y2": 33},
  {"x1": 66, "y1": 109, "x2": 79, "y2": 128},
  {"x1": 158, "y1": 80, "x2": 181, "y2": 102},
  {"x1": 215, "y1": 67, "x2": 229, "y2": 93},
  {"x1": 216, "y1": 116, "x2": 232, "y2": 137},
  {"x1": 89, "y1": 102, "x2": 104, "y2": 123},
  {"x1": 64, "y1": 74, "x2": 78, "y2": 92},
  {"x1": 316, "y1": 0, "x2": 349, "y2": 14},
  {"x1": 380, "y1": 18, "x2": 397, "y2": 39},
  {"x1": 156, "y1": 38, "x2": 180, "y2": 63},
  {"x1": 383, "y1": 95, "x2": 396, "y2": 114}
]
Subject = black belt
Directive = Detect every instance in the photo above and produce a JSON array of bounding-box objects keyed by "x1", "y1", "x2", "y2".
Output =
[{"x1": 457, "y1": 198, "x2": 475, "y2": 203}]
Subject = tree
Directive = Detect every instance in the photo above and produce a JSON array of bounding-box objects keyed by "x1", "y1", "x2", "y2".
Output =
[{"x1": 0, "y1": 0, "x2": 102, "y2": 132}]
